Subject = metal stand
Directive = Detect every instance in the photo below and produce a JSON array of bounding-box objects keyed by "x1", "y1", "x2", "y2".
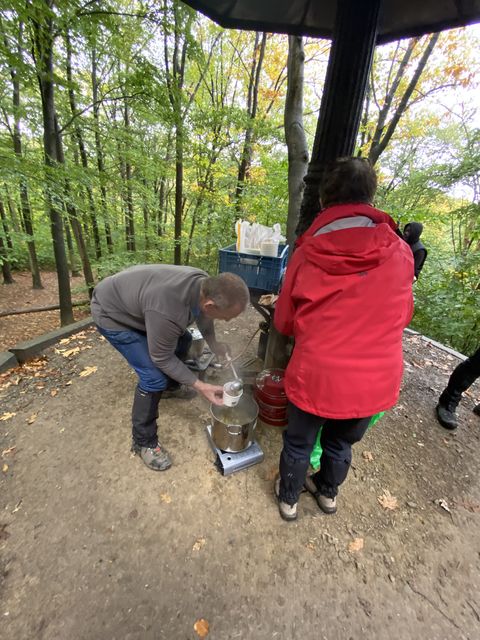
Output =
[
  {"x1": 184, "y1": 350, "x2": 215, "y2": 372},
  {"x1": 205, "y1": 424, "x2": 264, "y2": 475}
]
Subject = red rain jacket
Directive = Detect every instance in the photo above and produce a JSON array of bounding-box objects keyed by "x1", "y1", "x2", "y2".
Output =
[{"x1": 274, "y1": 204, "x2": 414, "y2": 419}]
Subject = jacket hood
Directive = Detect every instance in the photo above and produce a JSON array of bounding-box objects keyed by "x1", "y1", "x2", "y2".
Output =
[
  {"x1": 296, "y1": 203, "x2": 399, "y2": 249},
  {"x1": 404, "y1": 222, "x2": 423, "y2": 245},
  {"x1": 301, "y1": 222, "x2": 401, "y2": 276}
]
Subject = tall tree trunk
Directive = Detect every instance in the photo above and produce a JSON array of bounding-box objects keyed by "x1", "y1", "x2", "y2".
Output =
[
  {"x1": 31, "y1": 2, "x2": 73, "y2": 325},
  {"x1": 234, "y1": 32, "x2": 267, "y2": 215},
  {"x1": 174, "y1": 119, "x2": 183, "y2": 264},
  {"x1": 65, "y1": 29, "x2": 101, "y2": 259},
  {"x1": 142, "y1": 177, "x2": 150, "y2": 250},
  {"x1": 0, "y1": 198, "x2": 14, "y2": 284},
  {"x1": 3, "y1": 19, "x2": 43, "y2": 289},
  {"x1": 91, "y1": 45, "x2": 113, "y2": 252},
  {"x1": 123, "y1": 98, "x2": 135, "y2": 252},
  {"x1": 64, "y1": 213, "x2": 81, "y2": 277},
  {"x1": 368, "y1": 33, "x2": 439, "y2": 165},
  {"x1": 284, "y1": 35, "x2": 308, "y2": 249},
  {"x1": 157, "y1": 132, "x2": 173, "y2": 238},
  {"x1": 0, "y1": 198, "x2": 13, "y2": 250},
  {"x1": 3, "y1": 185, "x2": 21, "y2": 233},
  {"x1": 54, "y1": 116, "x2": 95, "y2": 295}
]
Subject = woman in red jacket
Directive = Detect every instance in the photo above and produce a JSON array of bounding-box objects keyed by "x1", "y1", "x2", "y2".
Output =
[{"x1": 274, "y1": 157, "x2": 414, "y2": 521}]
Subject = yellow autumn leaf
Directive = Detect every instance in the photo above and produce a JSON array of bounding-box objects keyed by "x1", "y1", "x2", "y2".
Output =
[
  {"x1": 2, "y1": 463, "x2": 8, "y2": 473},
  {"x1": 63, "y1": 347, "x2": 80, "y2": 358},
  {"x1": 192, "y1": 538, "x2": 206, "y2": 552},
  {"x1": 193, "y1": 618, "x2": 209, "y2": 638},
  {"x1": 79, "y1": 366, "x2": 98, "y2": 377},
  {"x1": 160, "y1": 493, "x2": 172, "y2": 504},
  {"x1": 27, "y1": 413, "x2": 38, "y2": 425},
  {"x1": 0, "y1": 412, "x2": 16, "y2": 421},
  {"x1": 348, "y1": 538, "x2": 364, "y2": 552},
  {"x1": 378, "y1": 490, "x2": 398, "y2": 510}
]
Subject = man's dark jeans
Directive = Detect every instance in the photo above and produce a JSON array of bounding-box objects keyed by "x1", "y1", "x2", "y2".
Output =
[
  {"x1": 279, "y1": 402, "x2": 371, "y2": 505},
  {"x1": 439, "y1": 346, "x2": 480, "y2": 409},
  {"x1": 96, "y1": 326, "x2": 192, "y2": 393}
]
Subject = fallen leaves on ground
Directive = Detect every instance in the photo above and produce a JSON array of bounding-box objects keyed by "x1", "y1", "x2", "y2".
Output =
[
  {"x1": 21, "y1": 358, "x2": 48, "y2": 374},
  {"x1": 193, "y1": 618, "x2": 209, "y2": 638},
  {"x1": 348, "y1": 537, "x2": 364, "y2": 552},
  {"x1": 1, "y1": 446, "x2": 16, "y2": 457},
  {"x1": 79, "y1": 366, "x2": 97, "y2": 377},
  {"x1": 26, "y1": 413, "x2": 38, "y2": 425},
  {"x1": 58, "y1": 332, "x2": 87, "y2": 346},
  {"x1": 160, "y1": 493, "x2": 172, "y2": 504},
  {"x1": 50, "y1": 389, "x2": 58, "y2": 397},
  {"x1": 362, "y1": 450, "x2": 374, "y2": 462},
  {"x1": 2, "y1": 463, "x2": 8, "y2": 473},
  {"x1": 378, "y1": 490, "x2": 398, "y2": 510},
  {"x1": 192, "y1": 538, "x2": 206, "y2": 552},
  {"x1": 62, "y1": 347, "x2": 80, "y2": 358},
  {"x1": 0, "y1": 412, "x2": 16, "y2": 421},
  {"x1": 12, "y1": 499, "x2": 22, "y2": 513}
]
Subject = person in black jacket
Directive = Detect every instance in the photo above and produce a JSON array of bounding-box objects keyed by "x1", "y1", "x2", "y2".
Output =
[
  {"x1": 403, "y1": 222, "x2": 427, "y2": 279},
  {"x1": 436, "y1": 347, "x2": 480, "y2": 430}
]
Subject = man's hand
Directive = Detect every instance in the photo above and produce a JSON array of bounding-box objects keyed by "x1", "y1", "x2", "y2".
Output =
[{"x1": 193, "y1": 379, "x2": 224, "y2": 406}]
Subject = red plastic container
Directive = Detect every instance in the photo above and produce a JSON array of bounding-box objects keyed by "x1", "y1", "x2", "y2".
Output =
[{"x1": 254, "y1": 369, "x2": 288, "y2": 427}]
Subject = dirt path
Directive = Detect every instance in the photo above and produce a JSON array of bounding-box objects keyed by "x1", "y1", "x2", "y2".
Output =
[{"x1": 1, "y1": 308, "x2": 480, "y2": 639}]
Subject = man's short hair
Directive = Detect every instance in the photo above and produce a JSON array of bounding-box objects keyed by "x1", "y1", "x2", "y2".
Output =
[
  {"x1": 201, "y1": 272, "x2": 250, "y2": 310},
  {"x1": 320, "y1": 157, "x2": 377, "y2": 209}
]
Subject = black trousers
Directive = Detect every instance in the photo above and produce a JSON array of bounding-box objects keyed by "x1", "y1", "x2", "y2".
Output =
[
  {"x1": 439, "y1": 347, "x2": 480, "y2": 409},
  {"x1": 279, "y1": 402, "x2": 371, "y2": 505}
]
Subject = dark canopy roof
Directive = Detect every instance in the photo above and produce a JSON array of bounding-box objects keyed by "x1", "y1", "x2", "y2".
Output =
[{"x1": 182, "y1": 0, "x2": 480, "y2": 44}]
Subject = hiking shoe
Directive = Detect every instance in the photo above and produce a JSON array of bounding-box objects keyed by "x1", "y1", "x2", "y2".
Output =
[
  {"x1": 473, "y1": 404, "x2": 480, "y2": 417},
  {"x1": 304, "y1": 475, "x2": 337, "y2": 514},
  {"x1": 131, "y1": 442, "x2": 172, "y2": 471},
  {"x1": 162, "y1": 384, "x2": 197, "y2": 400},
  {"x1": 274, "y1": 474, "x2": 297, "y2": 521},
  {"x1": 435, "y1": 403, "x2": 458, "y2": 430}
]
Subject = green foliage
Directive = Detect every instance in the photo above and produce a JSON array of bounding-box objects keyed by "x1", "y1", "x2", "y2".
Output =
[
  {"x1": 411, "y1": 249, "x2": 479, "y2": 354},
  {"x1": 379, "y1": 120, "x2": 480, "y2": 353}
]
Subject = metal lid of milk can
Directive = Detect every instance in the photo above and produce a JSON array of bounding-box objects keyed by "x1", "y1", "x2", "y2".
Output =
[{"x1": 255, "y1": 368, "x2": 286, "y2": 399}]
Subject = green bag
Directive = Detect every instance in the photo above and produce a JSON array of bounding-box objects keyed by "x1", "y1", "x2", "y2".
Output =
[{"x1": 309, "y1": 411, "x2": 385, "y2": 470}]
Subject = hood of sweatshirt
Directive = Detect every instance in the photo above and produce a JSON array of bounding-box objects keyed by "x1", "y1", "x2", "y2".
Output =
[{"x1": 404, "y1": 222, "x2": 423, "y2": 245}]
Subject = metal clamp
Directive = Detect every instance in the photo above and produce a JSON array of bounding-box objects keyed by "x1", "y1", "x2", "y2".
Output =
[{"x1": 227, "y1": 425, "x2": 242, "y2": 436}]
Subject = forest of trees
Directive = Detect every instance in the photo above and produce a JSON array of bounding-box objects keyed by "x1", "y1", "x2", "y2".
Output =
[{"x1": 0, "y1": 1, "x2": 478, "y2": 352}]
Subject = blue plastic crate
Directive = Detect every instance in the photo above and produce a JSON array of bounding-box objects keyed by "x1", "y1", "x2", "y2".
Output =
[{"x1": 218, "y1": 244, "x2": 289, "y2": 292}]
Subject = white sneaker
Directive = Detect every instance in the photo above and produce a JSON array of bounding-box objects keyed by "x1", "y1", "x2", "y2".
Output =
[
  {"x1": 274, "y1": 475, "x2": 297, "y2": 521},
  {"x1": 304, "y1": 475, "x2": 337, "y2": 514}
]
